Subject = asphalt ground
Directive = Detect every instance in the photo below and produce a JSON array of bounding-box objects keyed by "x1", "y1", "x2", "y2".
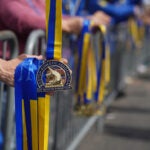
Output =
[{"x1": 77, "y1": 78, "x2": 150, "y2": 150}]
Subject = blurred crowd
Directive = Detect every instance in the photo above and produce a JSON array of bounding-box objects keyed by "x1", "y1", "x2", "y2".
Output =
[{"x1": 0, "y1": 0, "x2": 150, "y2": 53}]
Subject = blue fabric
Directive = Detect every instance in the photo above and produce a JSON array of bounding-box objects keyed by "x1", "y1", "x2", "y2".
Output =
[
  {"x1": 125, "y1": 0, "x2": 141, "y2": 4},
  {"x1": 62, "y1": 0, "x2": 135, "y2": 23},
  {"x1": 62, "y1": 0, "x2": 87, "y2": 16},
  {"x1": 0, "y1": 131, "x2": 3, "y2": 149},
  {"x1": 47, "y1": 0, "x2": 56, "y2": 59},
  {"x1": 94, "y1": 39, "x2": 105, "y2": 102},
  {"x1": 87, "y1": 0, "x2": 134, "y2": 23},
  {"x1": 15, "y1": 58, "x2": 43, "y2": 150},
  {"x1": 76, "y1": 19, "x2": 92, "y2": 104}
]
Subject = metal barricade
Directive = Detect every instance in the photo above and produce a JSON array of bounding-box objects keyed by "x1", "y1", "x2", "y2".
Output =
[{"x1": 0, "y1": 31, "x2": 19, "y2": 150}]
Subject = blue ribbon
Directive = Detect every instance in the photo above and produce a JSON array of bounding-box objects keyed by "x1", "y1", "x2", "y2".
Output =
[
  {"x1": 76, "y1": 19, "x2": 91, "y2": 105},
  {"x1": 15, "y1": 58, "x2": 43, "y2": 150}
]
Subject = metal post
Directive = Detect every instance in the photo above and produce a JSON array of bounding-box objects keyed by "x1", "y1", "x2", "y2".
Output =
[
  {"x1": 52, "y1": 92, "x2": 60, "y2": 150},
  {"x1": 25, "y1": 29, "x2": 45, "y2": 55},
  {"x1": 0, "y1": 30, "x2": 19, "y2": 150}
]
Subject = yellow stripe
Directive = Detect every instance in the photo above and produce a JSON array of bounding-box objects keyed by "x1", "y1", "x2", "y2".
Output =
[
  {"x1": 78, "y1": 33, "x2": 90, "y2": 95},
  {"x1": 90, "y1": 47, "x2": 97, "y2": 92},
  {"x1": 30, "y1": 100, "x2": 38, "y2": 150},
  {"x1": 105, "y1": 45, "x2": 110, "y2": 84},
  {"x1": 86, "y1": 44, "x2": 97, "y2": 100},
  {"x1": 46, "y1": 0, "x2": 50, "y2": 38},
  {"x1": 22, "y1": 100, "x2": 28, "y2": 150},
  {"x1": 86, "y1": 48, "x2": 93, "y2": 100},
  {"x1": 98, "y1": 60, "x2": 105, "y2": 104},
  {"x1": 128, "y1": 18, "x2": 141, "y2": 46},
  {"x1": 99, "y1": 25, "x2": 106, "y2": 34},
  {"x1": 54, "y1": 0, "x2": 62, "y2": 59},
  {"x1": 44, "y1": 95, "x2": 50, "y2": 149},
  {"x1": 38, "y1": 95, "x2": 50, "y2": 150}
]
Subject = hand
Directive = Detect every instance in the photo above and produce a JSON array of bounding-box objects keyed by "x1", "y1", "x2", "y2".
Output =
[
  {"x1": 137, "y1": 7, "x2": 150, "y2": 25},
  {"x1": 62, "y1": 16, "x2": 83, "y2": 34},
  {"x1": 0, "y1": 54, "x2": 43, "y2": 86},
  {"x1": 87, "y1": 11, "x2": 111, "y2": 27},
  {"x1": 92, "y1": 11, "x2": 111, "y2": 26}
]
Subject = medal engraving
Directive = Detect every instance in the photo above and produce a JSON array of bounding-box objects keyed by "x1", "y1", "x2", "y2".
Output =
[{"x1": 37, "y1": 60, "x2": 72, "y2": 92}]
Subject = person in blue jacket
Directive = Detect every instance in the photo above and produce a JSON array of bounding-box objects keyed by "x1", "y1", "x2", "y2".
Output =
[
  {"x1": 87, "y1": 0, "x2": 142, "y2": 23},
  {"x1": 62, "y1": 0, "x2": 111, "y2": 29},
  {"x1": 62, "y1": 0, "x2": 142, "y2": 23},
  {"x1": 125, "y1": 0, "x2": 142, "y2": 5}
]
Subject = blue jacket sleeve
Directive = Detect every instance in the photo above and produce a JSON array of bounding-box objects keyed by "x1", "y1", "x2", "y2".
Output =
[
  {"x1": 87, "y1": 0, "x2": 135, "y2": 22},
  {"x1": 125, "y1": 0, "x2": 141, "y2": 5}
]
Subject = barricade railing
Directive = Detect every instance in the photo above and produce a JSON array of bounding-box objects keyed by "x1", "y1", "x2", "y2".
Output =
[{"x1": 0, "y1": 31, "x2": 19, "y2": 150}]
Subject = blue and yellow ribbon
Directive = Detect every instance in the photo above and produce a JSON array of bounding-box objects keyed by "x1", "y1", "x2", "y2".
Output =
[
  {"x1": 15, "y1": 0, "x2": 62, "y2": 150},
  {"x1": 95, "y1": 25, "x2": 111, "y2": 105},
  {"x1": 75, "y1": 20, "x2": 91, "y2": 106},
  {"x1": 75, "y1": 21, "x2": 111, "y2": 116},
  {"x1": 75, "y1": 20, "x2": 99, "y2": 115},
  {"x1": 128, "y1": 18, "x2": 145, "y2": 48},
  {"x1": 46, "y1": 0, "x2": 62, "y2": 60}
]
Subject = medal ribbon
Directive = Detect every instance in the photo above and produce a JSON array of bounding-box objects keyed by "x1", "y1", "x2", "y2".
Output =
[
  {"x1": 15, "y1": 0, "x2": 62, "y2": 149},
  {"x1": 75, "y1": 20, "x2": 98, "y2": 116},
  {"x1": 128, "y1": 18, "x2": 144, "y2": 47},
  {"x1": 46, "y1": 0, "x2": 62, "y2": 59},
  {"x1": 95, "y1": 25, "x2": 111, "y2": 105},
  {"x1": 76, "y1": 20, "x2": 91, "y2": 105},
  {"x1": 15, "y1": 59, "x2": 50, "y2": 150}
]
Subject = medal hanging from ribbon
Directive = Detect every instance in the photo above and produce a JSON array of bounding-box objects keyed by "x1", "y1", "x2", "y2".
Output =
[
  {"x1": 15, "y1": 0, "x2": 71, "y2": 150},
  {"x1": 74, "y1": 23, "x2": 111, "y2": 116},
  {"x1": 75, "y1": 20, "x2": 93, "y2": 115},
  {"x1": 37, "y1": 0, "x2": 72, "y2": 92},
  {"x1": 74, "y1": 20, "x2": 99, "y2": 116}
]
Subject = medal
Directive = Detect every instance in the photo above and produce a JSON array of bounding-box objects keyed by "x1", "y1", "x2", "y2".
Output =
[
  {"x1": 37, "y1": 0, "x2": 72, "y2": 92},
  {"x1": 37, "y1": 60, "x2": 72, "y2": 92}
]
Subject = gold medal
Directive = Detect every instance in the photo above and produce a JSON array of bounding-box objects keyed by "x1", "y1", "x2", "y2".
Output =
[{"x1": 37, "y1": 60, "x2": 72, "y2": 92}]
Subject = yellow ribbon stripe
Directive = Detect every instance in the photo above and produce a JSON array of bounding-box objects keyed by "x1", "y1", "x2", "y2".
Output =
[
  {"x1": 54, "y1": 0, "x2": 62, "y2": 59},
  {"x1": 78, "y1": 33, "x2": 90, "y2": 96},
  {"x1": 97, "y1": 25, "x2": 111, "y2": 104},
  {"x1": 86, "y1": 47, "x2": 93, "y2": 100},
  {"x1": 105, "y1": 45, "x2": 111, "y2": 84},
  {"x1": 30, "y1": 100, "x2": 38, "y2": 150},
  {"x1": 38, "y1": 95, "x2": 50, "y2": 150},
  {"x1": 86, "y1": 45, "x2": 97, "y2": 100},
  {"x1": 46, "y1": 0, "x2": 62, "y2": 59}
]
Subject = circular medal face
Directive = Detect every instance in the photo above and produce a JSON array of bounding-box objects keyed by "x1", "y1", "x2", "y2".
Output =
[{"x1": 36, "y1": 60, "x2": 72, "y2": 92}]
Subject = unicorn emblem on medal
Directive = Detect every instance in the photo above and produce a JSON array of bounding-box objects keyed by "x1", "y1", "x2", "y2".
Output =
[
  {"x1": 45, "y1": 67, "x2": 63, "y2": 87},
  {"x1": 36, "y1": 60, "x2": 72, "y2": 92}
]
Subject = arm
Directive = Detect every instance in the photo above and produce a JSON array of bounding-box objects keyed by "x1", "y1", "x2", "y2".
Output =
[
  {"x1": 62, "y1": 16, "x2": 83, "y2": 34},
  {"x1": 0, "y1": 1, "x2": 45, "y2": 34},
  {"x1": 87, "y1": 0, "x2": 135, "y2": 22},
  {"x1": 0, "y1": 54, "x2": 42, "y2": 86}
]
